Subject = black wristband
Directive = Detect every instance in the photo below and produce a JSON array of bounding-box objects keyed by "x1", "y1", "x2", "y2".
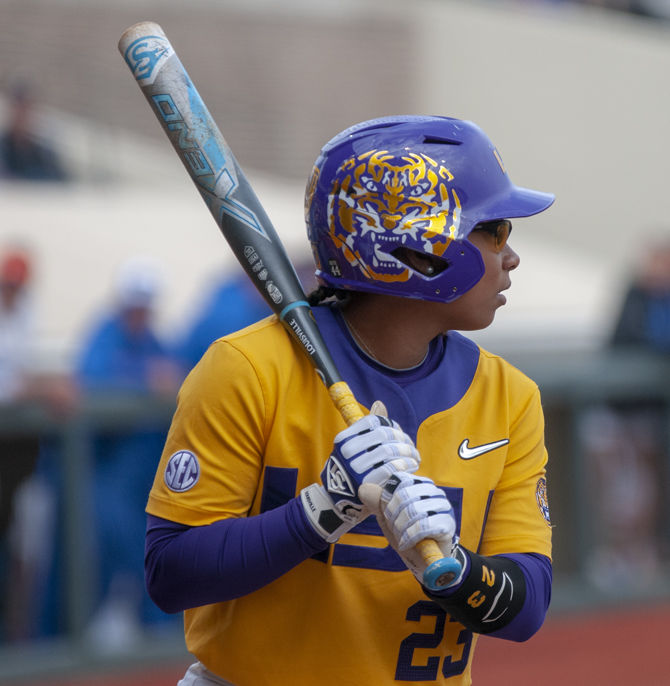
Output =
[{"x1": 425, "y1": 547, "x2": 526, "y2": 634}]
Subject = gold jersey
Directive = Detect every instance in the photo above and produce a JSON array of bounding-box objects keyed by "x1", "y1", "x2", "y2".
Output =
[{"x1": 147, "y1": 307, "x2": 552, "y2": 685}]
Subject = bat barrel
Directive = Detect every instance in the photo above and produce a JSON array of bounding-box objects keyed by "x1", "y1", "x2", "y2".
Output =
[{"x1": 119, "y1": 22, "x2": 328, "y2": 368}]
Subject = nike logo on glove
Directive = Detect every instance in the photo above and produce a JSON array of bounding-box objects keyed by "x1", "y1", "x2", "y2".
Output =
[{"x1": 458, "y1": 438, "x2": 510, "y2": 460}]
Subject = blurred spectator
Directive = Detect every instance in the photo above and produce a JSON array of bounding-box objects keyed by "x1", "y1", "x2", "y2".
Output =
[
  {"x1": 0, "y1": 246, "x2": 75, "y2": 409},
  {"x1": 0, "y1": 248, "x2": 35, "y2": 405},
  {"x1": 175, "y1": 259, "x2": 317, "y2": 375},
  {"x1": 77, "y1": 255, "x2": 181, "y2": 394},
  {"x1": 0, "y1": 248, "x2": 41, "y2": 641},
  {"x1": 175, "y1": 269, "x2": 271, "y2": 374},
  {"x1": 581, "y1": 236, "x2": 670, "y2": 592},
  {"x1": 610, "y1": 237, "x2": 670, "y2": 350},
  {"x1": 581, "y1": 407, "x2": 663, "y2": 591},
  {"x1": 0, "y1": 246, "x2": 76, "y2": 642},
  {"x1": 0, "y1": 82, "x2": 70, "y2": 182},
  {"x1": 72, "y1": 255, "x2": 182, "y2": 649}
]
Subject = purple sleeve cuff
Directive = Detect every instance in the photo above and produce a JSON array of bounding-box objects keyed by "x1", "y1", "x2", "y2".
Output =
[
  {"x1": 487, "y1": 553, "x2": 552, "y2": 641},
  {"x1": 145, "y1": 497, "x2": 328, "y2": 613}
]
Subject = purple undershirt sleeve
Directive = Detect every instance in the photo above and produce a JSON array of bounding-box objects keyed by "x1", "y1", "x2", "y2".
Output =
[
  {"x1": 488, "y1": 552, "x2": 552, "y2": 641},
  {"x1": 145, "y1": 498, "x2": 328, "y2": 613}
]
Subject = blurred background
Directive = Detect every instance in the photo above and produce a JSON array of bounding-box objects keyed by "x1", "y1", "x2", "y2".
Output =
[{"x1": 0, "y1": 0, "x2": 669, "y2": 683}]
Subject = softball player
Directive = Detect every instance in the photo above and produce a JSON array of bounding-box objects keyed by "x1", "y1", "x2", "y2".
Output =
[{"x1": 145, "y1": 115, "x2": 554, "y2": 685}]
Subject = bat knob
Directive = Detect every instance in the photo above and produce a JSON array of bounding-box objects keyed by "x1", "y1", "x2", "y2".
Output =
[{"x1": 422, "y1": 556, "x2": 462, "y2": 591}]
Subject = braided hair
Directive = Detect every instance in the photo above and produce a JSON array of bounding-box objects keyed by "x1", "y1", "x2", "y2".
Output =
[{"x1": 306, "y1": 285, "x2": 351, "y2": 307}]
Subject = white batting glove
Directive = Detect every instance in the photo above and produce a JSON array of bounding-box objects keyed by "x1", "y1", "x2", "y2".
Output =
[
  {"x1": 372, "y1": 473, "x2": 463, "y2": 586},
  {"x1": 301, "y1": 409, "x2": 420, "y2": 543}
]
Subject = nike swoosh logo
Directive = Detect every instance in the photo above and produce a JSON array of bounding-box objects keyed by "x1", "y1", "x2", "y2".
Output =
[{"x1": 458, "y1": 438, "x2": 509, "y2": 460}]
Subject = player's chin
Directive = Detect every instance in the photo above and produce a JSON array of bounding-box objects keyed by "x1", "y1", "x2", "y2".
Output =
[
  {"x1": 457, "y1": 307, "x2": 499, "y2": 332},
  {"x1": 479, "y1": 297, "x2": 506, "y2": 328}
]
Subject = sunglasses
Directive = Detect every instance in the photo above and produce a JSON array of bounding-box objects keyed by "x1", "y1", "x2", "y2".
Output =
[{"x1": 471, "y1": 220, "x2": 513, "y2": 253}]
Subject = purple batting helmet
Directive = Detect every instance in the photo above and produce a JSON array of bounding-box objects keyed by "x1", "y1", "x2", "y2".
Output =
[{"x1": 305, "y1": 115, "x2": 554, "y2": 302}]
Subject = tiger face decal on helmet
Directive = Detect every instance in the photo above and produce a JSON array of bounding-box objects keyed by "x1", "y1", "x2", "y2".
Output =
[
  {"x1": 328, "y1": 149, "x2": 459, "y2": 284},
  {"x1": 306, "y1": 115, "x2": 554, "y2": 302}
]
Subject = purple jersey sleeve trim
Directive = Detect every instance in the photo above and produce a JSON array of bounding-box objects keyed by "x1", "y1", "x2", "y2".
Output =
[
  {"x1": 487, "y1": 553, "x2": 552, "y2": 642},
  {"x1": 145, "y1": 498, "x2": 328, "y2": 613}
]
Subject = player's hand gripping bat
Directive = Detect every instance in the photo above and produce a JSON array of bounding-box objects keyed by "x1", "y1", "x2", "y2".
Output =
[{"x1": 118, "y1": 21, "x2": 460, "y2": 590}]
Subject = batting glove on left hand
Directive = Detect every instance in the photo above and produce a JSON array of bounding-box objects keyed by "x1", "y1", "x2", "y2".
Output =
[
  {"x1": 301, "y1": 410, "x2": 420, "y2": 543},
  {"x1": 371, "y1": 473, "x2": 464, "y2": 587}
]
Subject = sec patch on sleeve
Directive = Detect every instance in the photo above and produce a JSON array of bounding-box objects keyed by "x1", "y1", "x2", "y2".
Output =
[
  {"x1": 536, "y1": 477, "x2": 551, "y2": 525},
  {"x1": 165, "y1": 450, "x2": 200, "y2": 492}
]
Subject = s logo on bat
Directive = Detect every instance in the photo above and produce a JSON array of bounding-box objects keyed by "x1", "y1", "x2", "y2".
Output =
[{"x1": 123, "y1": 35, "x2": 174, "y2": 85}]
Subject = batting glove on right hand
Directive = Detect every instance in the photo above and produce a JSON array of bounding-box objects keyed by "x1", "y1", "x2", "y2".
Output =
[
  {"x1": 301, "y1": 411, "x2": 420, "y2": 543},
  {"x1": 373, "y1": 473, "x2": 463, "y2": 587}
]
